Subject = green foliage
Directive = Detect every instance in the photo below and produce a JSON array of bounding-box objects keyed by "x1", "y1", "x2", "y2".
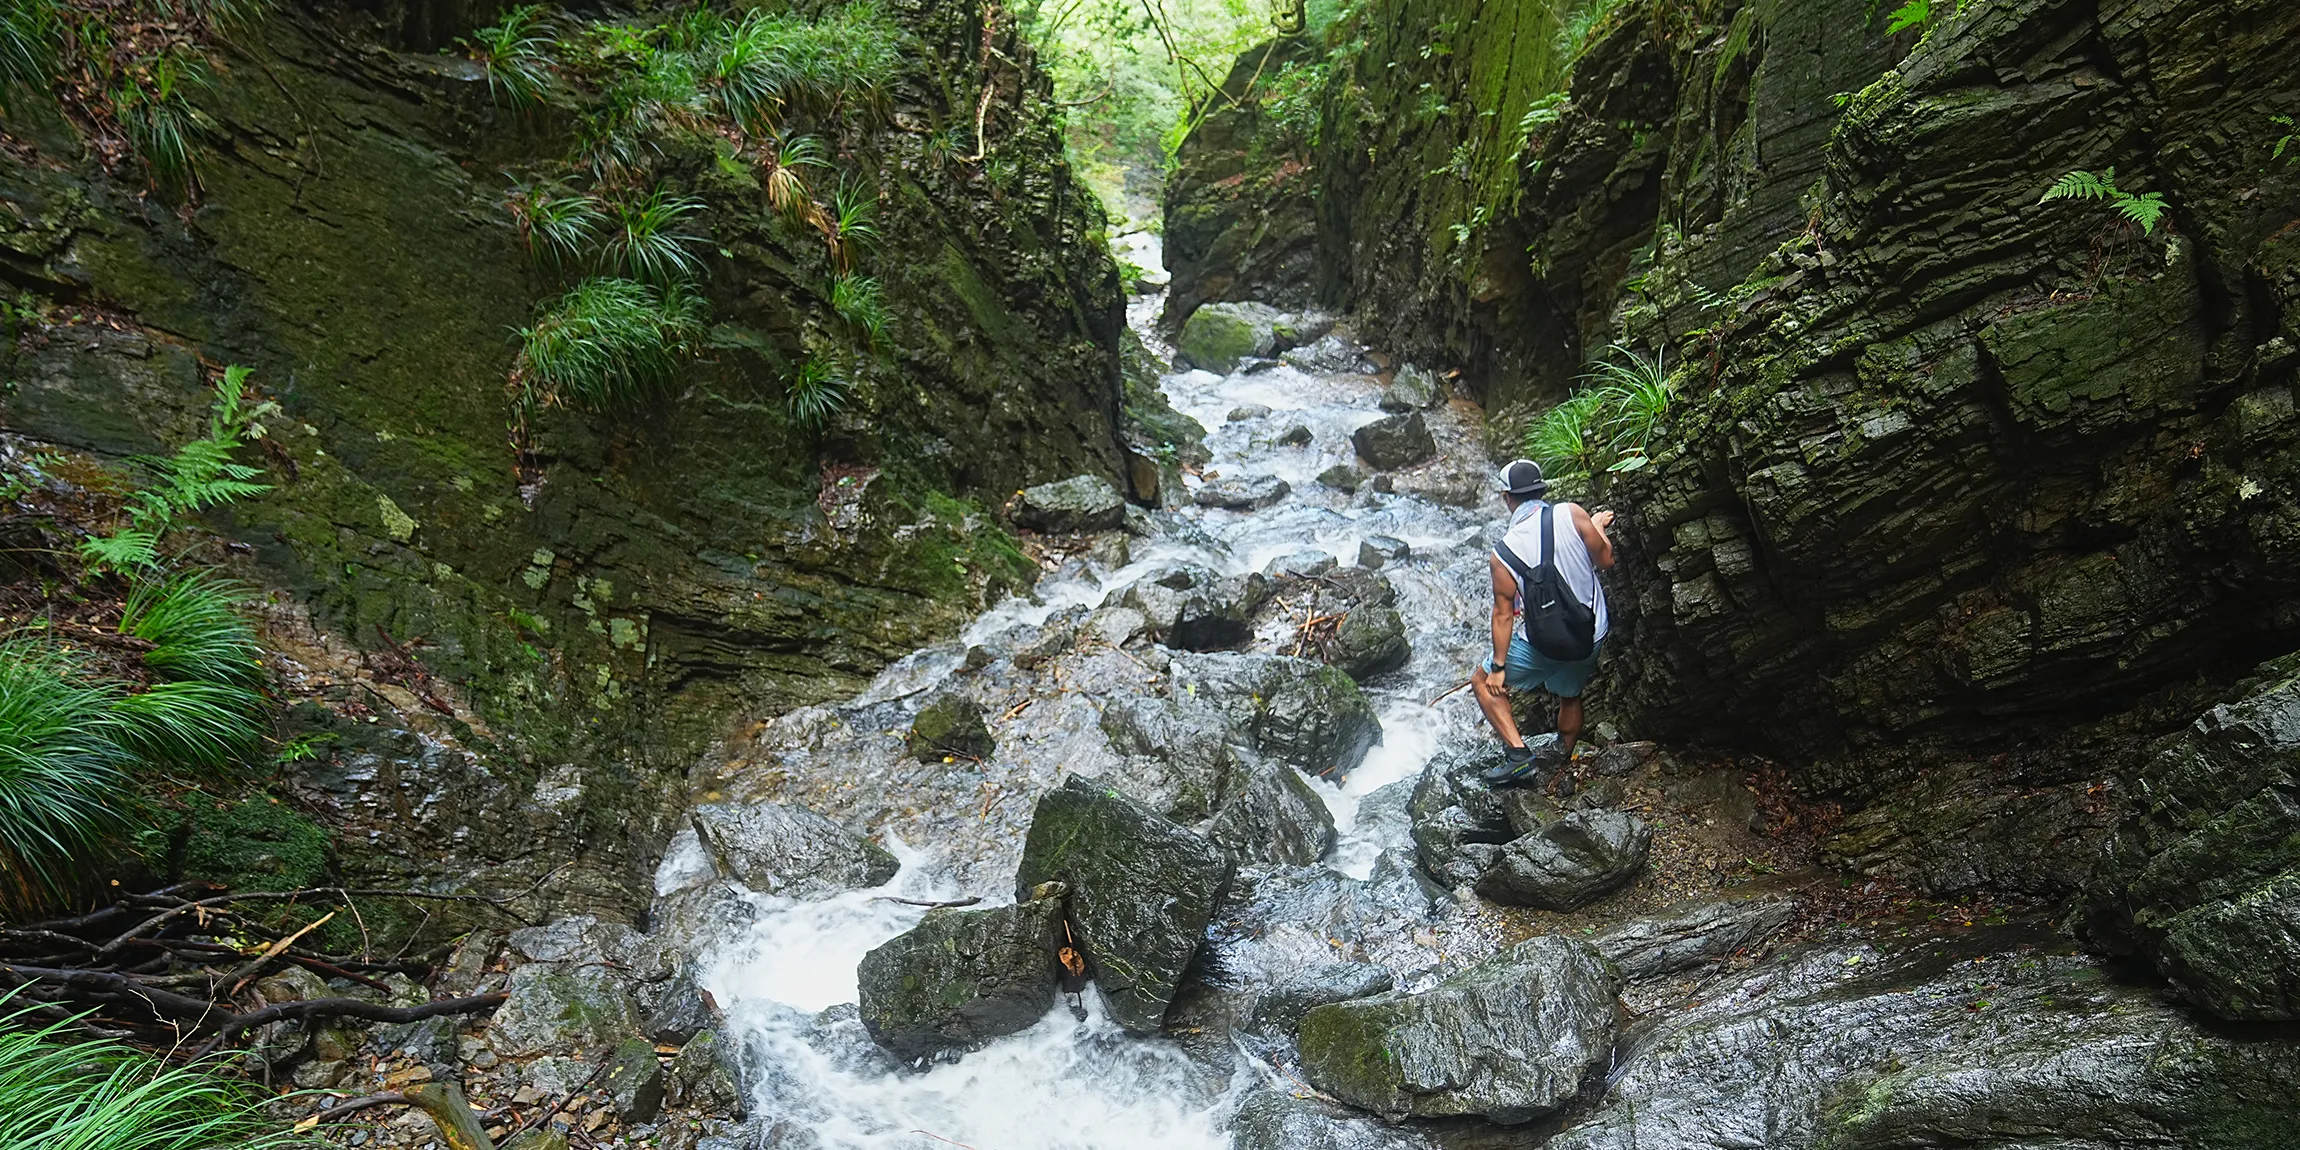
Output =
[
  {"x1": 1523, "y1": 342, "x2": 1675, "y2": 494},
  {"x1": 179, "y1": 795, "x2": 331, "y2": 892},
  {"x1": 832, "y1": 272, "x2": 889, "y2": 346},
  {"x1": 0, "y1": 0, "x2": 58, "y2": 106},
  {"x1": 1515, "y1": 91, "x2": 1566, "y2": 154},
  {"x1": 121, "y1": 571, "x2": 264, "y2": 692},
  {"x1": 81, "y1": 366, "x2": 276, "y2": 573},
  {"x1": 466, "y1": 3, "x2": 557, "y2": 108},
  {"x1": 600, "y1": 186, "x2": 706, "y2": 286},
  {"x1": 507, "y1": 180, "x2": 604, "y2": 270},
  {"x1": 2040, "y1": 167, "x2": 2169, "y2": 236},
  {"x1": 786, "y1": 355, "x2": 850, "y2": 428},
  {"x1": 113, "y1": 52, "x2": 209, "y2": 192},
  {"x1": 1554, "y1": 0, "x2": 1627, "y2": 61},
  {"x1": 0, "y1": 996, "x2": 312, "y2": 1149},
  {"x1": 516, "y1": 277, "x2": 706, "y2": 411},
  {"x1": 1882, "y1": 0, "x2": 1929, "y2": 34},
  {"x1": 2272, "y1": 115, "x2": 2296, "y2": 167},
  {"x1": 830, "y1": 176, "x2": 880, "y2": 270},
  {"x1": 1260, "y1": 58, "x2": 1330, "y2": 147},
  {"x1": 0, "y1": 642, "x2": 132, "y2": 902}
]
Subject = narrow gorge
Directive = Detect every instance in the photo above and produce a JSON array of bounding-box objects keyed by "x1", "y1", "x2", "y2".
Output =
[{"x1": 0, "y1": 0, "x2": 2293, "y2": 1147}]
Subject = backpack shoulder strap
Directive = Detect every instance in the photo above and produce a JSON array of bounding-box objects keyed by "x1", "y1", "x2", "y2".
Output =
[
  {"x1": 1493, "y1": 538, "x2": 1536, "y2": 595},
  {"x1": 1539, "y1": 503, "x2": 1555, "y2": 567}
]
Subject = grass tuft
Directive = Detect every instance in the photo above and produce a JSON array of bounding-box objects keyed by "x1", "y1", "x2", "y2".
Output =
[
  {"x1": 831, "y1": 272, "x2": 888, "y2": 346},
  {"x1": 0, "y1": 643, "x2": 130, "y2": 903},
  {"x1": 0, "y1": 994, "x2": 313, "y2": 1148},
  {"x1": 466, "y1": 2, "x2": 557, "y2": 108},
  {"x1": 516, "y1": 276, "x2": 705, "y2": 410}
]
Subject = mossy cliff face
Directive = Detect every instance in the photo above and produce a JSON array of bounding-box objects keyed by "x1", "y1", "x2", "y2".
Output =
[
  {"x1": 1159, "y1": 36, "x2": 1324, "y2": 329},
  {"x1": 1177, "y1": 0, "x2": 2300, "y2": 773},
  {"x1": 0, "y1": 0, "x2": 1126, "y2": 912}
]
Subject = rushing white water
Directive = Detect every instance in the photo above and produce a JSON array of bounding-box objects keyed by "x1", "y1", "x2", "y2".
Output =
[{"x1": 687, "y1": 309, "x2": 1502, "y2": 1148}]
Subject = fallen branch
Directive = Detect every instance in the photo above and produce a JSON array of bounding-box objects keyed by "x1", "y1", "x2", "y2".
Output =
[
  {"x1": 98, "y1": 882, "x2": 545, "y2": 958},
  {"x1": 211, "y1": 991, "x2": 509, "y2": 1044},
  {"x1": 297, "y1": 1093, "x2": 413, "y2": 1127},
  {"x1": 871, "y1": 896, "x2": 982, "y2": 909},
  {"x1": 1428, "y1": 679, "x2": 1473, "y2": 706},
  {"x1": 224, "y1": 910, "x2": 335, "y2": 997}
]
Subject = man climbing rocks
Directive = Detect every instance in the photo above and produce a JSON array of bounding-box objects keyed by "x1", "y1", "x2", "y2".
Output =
[{"x1": 1474, "y1": 459, "x2": 1614, "y2": 785}]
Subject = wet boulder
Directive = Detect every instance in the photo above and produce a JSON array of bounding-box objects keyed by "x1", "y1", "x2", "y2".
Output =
[
  {"x1": 1328, "y1": 604, "x2": 1410, "y2": 681},
  {"x1": 1276, "y1": 424, "x2": 1314, "y2": 447},
  {"x1": 1594, "y1": 895, "x2": 1800, "y2": 980},
  {"x1": 1121, "y1": 564, "x2": 1271, "y2": 650},
  {"x1": 1012, "y1": 777, "x2": 1236, "y2": 1033},
  {"x1": 1206, "y1": 755, "x2": 1336, "y2": 866},
  {"x1": 2082, "y1": 653, "x2": 2300, "y2": 1021},
  {"x1": 1280, "y1": 334, "x2": 1366, "y2": 374},
  {"x1": 1298, "y1": 936, "x2": 1618, "y2": 1122},
  {"x1": 1357, "y1": 535, "x2": 1411, "y2": 569},
  {"x1": 1227, "y1": 403, "x2": 1273, "y2": 421},
  {"x1": 1245, "y1": 961, "x2": 1394, "y2": 1039},
  {"x1": 855, "y1": 896, "x2": 1063, "y2": 1058},
  {"x1": 689, "y1": 801, "x2": 899, "y2": 899},
  {"x1": 1179, "y1": 301, "x2": 1284, "y2": 372},
  {"x1": 487, "y1": 917, "x2": 681, "y2": 1058},
  {"x1": 1478, "y1": 809, "x2": 1652, "y2": 910},
  {"x1": 1193, "y1": 473, "x2": 1292, "y2": 510},
  {"x1": 1379, "y1": 365, "x2": 1441, "y2": 412},
  {"x1": 1099, "y1": 693, "x2": 1239, "y2": 821},
  {"x1": 1230, "y1": 1090, "x2": 1432, "y2": 1150},
  {"x1": 1317, "y1": 464, "x2": 1367, "y2": 493},
  {"x1": 905, "y1": 693, "x2": 994, "y2": 762},
  {"x1": 1351, "y1": 412, "x2": 1437, "y2": 470},
  {"x1": 1014, "y1": 474, "x2": 1127, "y2": 533},
  {"x1": 1263, "y1": 548, "x2": 1338, "y2": 581},
  {"x1": 1171, "y1": 652, "x2": 1382, "y2": 778},
  {"x1": 1409, "y1": 743, "x2": 1515, "y2": 888}
]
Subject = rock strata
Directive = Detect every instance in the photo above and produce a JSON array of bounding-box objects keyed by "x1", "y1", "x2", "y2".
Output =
[{"x1": 688, "y1": 803, "x2": 899, "y2": 899}]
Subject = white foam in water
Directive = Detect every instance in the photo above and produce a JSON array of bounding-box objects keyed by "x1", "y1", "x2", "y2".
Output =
[
  {"x1": 700, "y1": 845, "x2": 1238, "y2": 1150},
  {"x1": 1323, "y1": 701, "x2": 1444, "y2": 879}
]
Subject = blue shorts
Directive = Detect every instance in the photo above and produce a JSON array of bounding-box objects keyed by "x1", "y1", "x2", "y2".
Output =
[{"x1": 1483, "y1": 635, "x2": 1602, "y2": 698}]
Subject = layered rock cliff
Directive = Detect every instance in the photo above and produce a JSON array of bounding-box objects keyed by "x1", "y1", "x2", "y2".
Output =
[{"x1": 0, "y1": 0, "x2": 1128, "y2": 911}]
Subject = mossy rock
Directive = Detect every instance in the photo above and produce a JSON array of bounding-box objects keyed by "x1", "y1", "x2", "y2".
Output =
[
  {"x1": 907, "y1": 693, "x2": 995, "y2": 762},
  {"x1": 177, "y1": 797, "x2": 333, "y2": 892}
]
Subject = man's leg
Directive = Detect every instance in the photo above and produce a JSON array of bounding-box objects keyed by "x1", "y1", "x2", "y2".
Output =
[
  {"x1": 1555, "y1": 696, "x2": 1583, "y2": 758},
  {"x1": 1473, "y1": 667, "x2": 1525, "y2": 749}
]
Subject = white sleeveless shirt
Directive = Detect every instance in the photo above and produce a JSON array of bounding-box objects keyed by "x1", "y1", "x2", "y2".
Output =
[{"x1": 1497, "y1": 500, "x2": 1609, "y2": 645}]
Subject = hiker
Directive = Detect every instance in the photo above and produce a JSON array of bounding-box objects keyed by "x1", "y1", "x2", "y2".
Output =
[{"x1": 1474, "y1": 459, "x2": 1615, "y2": 784}]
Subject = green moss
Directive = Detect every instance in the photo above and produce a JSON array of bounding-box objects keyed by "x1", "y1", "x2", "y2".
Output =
[{"x1": 177, "y1": 796, "x2": 333, "y2": 892}]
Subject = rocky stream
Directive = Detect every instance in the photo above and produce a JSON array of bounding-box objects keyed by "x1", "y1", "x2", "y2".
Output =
[{"x1": 451, "y1": 271, "x2": 2296, "y2": 1150}]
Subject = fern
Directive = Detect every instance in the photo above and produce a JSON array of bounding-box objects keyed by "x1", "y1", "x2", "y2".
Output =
[
  {"x1": 80, "y1": 367, "x2": 275, "y2": 572},
  {"x1": 2272, "y1": 115, "x2": 2296, "y2": 166},
  {"x1": 2040, "y1": 166, "x2": 2169, "y2": 236},
  {"x1": 1883, "y1": 0, "x2": 1929, "y2": 34}
]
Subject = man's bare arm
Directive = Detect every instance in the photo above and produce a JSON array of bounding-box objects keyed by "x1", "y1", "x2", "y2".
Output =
[
  {"x1": 1487, "y1": 553, "x2": 1517, "y2": 688},
  {"x1": 1566, "y1": 503, "x2": 1617, "y2": 569}
]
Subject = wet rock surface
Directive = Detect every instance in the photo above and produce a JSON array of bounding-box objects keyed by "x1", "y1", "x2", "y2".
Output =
[
  {"x1": 1594, "y1": 894, "x2": 1800, "y2": 981},
  {"x1": 1297, "y1": 935, "x2": 1618, "y2": 1122},
  {"x1": 854, "y1": 897, "x2": 1063, "y2": 1058},
  {"x1": 1193, "y1": 473, "x2": 1293, "y2": 510},
  {"x1": 1477, "y1": 808, "x2": 1653, "y2": 910},
  {"x1": 1205, "y1": 755, "x2": 1338, "y2": 866},
  {"x1": 905, "y1": 693, "x2": 994, "y2": 762},
  {"x1": 1014, "y1": 475, "x2": 1128, "y2": 534},
  {"x1": 2082, "y1": 654, "x2": 2300, "y2": 1020},
  {"x1": 688, "y1": 802, "x2": 898, "y2": 899},
  {"x1": 1011, "y1": 777, "x2": 1235, "y2": 1032},
  {"x1": 1351, "y1": 412, "x2": 1438, "y2": 470},
  {"x1": 1328, "y1": 603, "x2": 1411, "y2": 681},
  {"x1": 1171, "y1": 652, "x2": 1383, "y2": 778}
]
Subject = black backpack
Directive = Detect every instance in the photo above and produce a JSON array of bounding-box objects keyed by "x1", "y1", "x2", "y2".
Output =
[{"x1": 1495, "y1": 504, "x2": 1596, "y2": 662}]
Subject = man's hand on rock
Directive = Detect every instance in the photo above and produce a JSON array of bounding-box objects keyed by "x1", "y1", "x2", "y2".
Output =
[{"x1": 1591, "y1": 509, "x2": 1617, "y2": 531}]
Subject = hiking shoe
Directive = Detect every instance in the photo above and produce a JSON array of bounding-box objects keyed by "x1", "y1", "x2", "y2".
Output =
[{"x1": 1480, "y1": 743, "x2": 1538, "y2": 784}]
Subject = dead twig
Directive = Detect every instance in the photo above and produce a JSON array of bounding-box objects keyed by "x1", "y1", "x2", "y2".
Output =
[{"x1": 870, "y1": 896, "x2": 982, "y2": 909}]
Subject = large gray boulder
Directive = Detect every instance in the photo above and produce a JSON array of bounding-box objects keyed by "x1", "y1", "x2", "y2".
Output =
[
  {"x1": 1379, "y1": 365, "x2": 1441, "y2": 412},
  {"x1": 1328, "y1": 604, "x2": 1410, "y2": 681},
  {"x1": 1012, "y1": 777, "x2": 1235, "y2": 1032},
  {"x1": 855, "y1": 897, "x2": 1062, "y2": 1058},
  {"x1": 689, "y1": 802, "x2": 899, "y2": 899},
  {"x1": 1244, "y1": 961, "x2": 1394, "y2": 1039},
  {"x1": 1478, "y1": 809, "x2": 1653, "y2": 910},
  {"x1": 1170, "y1": 652, "x2": 1383, "y2": 779},
  {"x1": 906, "y1": 692, "x2": 993, "y2": 762},
  {"x1": 1297, "y1": 936, "x2": 1618, "y2": 1122},
  {"x1": 1015, "y1": 474, "x2": 1127, "y2": 533},
  {"x1": 1408, "y1": 743, "x2": 1514, "y2": 888},
  {"x1": 1099, "y1": 693, "x2": 1239, "y2": 821},
  {"x1": 1229, "y1": 1090, "x2": 1431, "y2": 1150},
  {"x1": 1120, "y1": 563, "x2": 1271, "y2": 651},
  {"x1": 2082, "y1": 653, "x2": 2300, "y2": 1021},
  {"x1": 1193, "y1": 473, "x2": 1292, "y2": 510},
  {"x1": 487, "y1": 917, "x2": 696, "y2": 1058},
  {"x1": 1351, "y1": 412, "x2": 1437, "y2": 470},
  {"x1": 1205, "y1": 756, "x2": 1336, "y2": 866}
]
